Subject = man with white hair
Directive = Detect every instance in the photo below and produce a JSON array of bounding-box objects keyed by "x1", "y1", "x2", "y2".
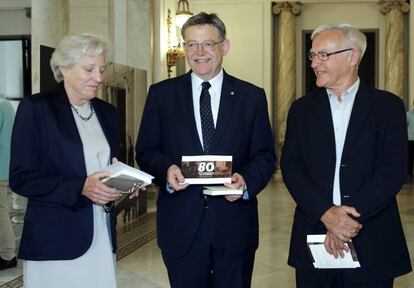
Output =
[{"x1": 281, "y1": 23, "x2": 411, "y2": 287}]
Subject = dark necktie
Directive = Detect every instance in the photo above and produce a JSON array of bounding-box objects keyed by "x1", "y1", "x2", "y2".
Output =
[{"x1": 200, "y1": 81, "x2": 215, "y2": 154}]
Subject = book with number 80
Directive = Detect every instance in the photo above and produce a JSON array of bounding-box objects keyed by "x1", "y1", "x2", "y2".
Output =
[{"x1": 181, "y1": 155, "x2": 232, "y2": 184}]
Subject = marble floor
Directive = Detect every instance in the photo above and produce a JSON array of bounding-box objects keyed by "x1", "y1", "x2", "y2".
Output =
[{"x1": 2, "y1": 173, "x2": 414, "y2": 287}]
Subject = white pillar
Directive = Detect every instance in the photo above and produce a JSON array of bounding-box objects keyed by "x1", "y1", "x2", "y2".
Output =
[{"x1": 31, "y1": 0, "x2": 68, "y2": 93}]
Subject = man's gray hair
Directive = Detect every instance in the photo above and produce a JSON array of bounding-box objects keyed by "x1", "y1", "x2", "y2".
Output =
[
  {"x1": 181, "y1": 12, "x2": 226, "y2": 41},
  {"x1": 50, "y1": 33, "x2": 111, "y2": 82},
  {"x1": 311, "y1": 23, "x2": 367, "y2": 60}
]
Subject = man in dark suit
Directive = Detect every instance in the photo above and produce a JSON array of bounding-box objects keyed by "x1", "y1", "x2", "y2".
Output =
[
  {"x1": 281, "y1": 23, "x2": 411, "y2": 288},
  {"x1": 136, "y1": 12, "x2": 276, "y2": 288}
]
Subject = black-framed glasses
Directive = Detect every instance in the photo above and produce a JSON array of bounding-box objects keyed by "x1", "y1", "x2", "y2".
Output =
[
  {"x1": 308, "y1": 48, "x2": 353, "y2": 61},
  {"x1": 183, "y1": 40, "x2": 224, "y2": 52}
]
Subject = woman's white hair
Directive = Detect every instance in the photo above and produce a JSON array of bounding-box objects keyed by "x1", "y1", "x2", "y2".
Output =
[
  {"x1": 311, "y1": 23, "x2": 367, "y2": 60},
  {"x1": 50, "y1": 33, "x2": 112, "y2": 82}
]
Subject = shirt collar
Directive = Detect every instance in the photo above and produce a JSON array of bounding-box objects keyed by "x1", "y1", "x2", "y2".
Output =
[
  {"x1": 191, "y1": 69, "x2": 224, "y2": 92},
  {"x1": 327, "y1": 78, "x2": 360, "y2": 104}
]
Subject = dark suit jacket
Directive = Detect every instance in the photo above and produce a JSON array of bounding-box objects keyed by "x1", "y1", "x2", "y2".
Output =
[
  {"x1": 136, "y1": 71, "x2": 276, "y2": 257},
  {"x1": 9, "y1": 83, "x2": 120, "y2": 260},
  {"x1": 280, "y1": 83, "x2": 412, "y2": 282}
]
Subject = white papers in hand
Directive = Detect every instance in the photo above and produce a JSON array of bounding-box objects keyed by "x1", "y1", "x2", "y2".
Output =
[{"x1": 307, "y1": 234, "x2": 361, "y2": 269}]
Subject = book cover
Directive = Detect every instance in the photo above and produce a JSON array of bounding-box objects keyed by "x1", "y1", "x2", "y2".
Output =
[
  {"x1": 181, "y1": 155, "x2": 232, "y2": 184},
  {"x1": 101, "y1": 161, "x2": 154, "y2": 193}
]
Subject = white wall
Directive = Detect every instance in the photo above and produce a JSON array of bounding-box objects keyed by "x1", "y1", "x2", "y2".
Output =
[
  {"x1": 68, "y1": 0, "x2": 109, "y2": 38},
  {"x1": 0, "y1": 9, "x2": 30, "y2": 36}
]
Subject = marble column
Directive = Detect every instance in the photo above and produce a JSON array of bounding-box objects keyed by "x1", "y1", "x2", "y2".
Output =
[
  {"x1": 31, "y1": 0, "x2": 69, "y2": 93},
  {"x1": 127, "y1": 0, "x2": 151, "y2": 71},
  {"x1": 379, "y1": 0, "x2": 410, "y2": 99},
  {"x1": 272, "y1": 2, "x2": 301, "y2": 158}
]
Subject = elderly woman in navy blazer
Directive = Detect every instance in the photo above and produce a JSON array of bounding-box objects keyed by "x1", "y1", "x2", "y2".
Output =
[{"x1": 9, "y1": 33, "x2": 122, "y2": 288}]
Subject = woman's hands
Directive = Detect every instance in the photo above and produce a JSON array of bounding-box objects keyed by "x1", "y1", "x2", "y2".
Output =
[
  {"x1": 82, "y1": 157, "x2": 122, "y2": 205},
  {"x1": 82, "y1": 171, "x2": 122, "y2": 205}
]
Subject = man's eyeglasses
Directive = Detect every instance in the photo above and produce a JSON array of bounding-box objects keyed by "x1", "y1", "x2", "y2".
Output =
[
  {"x1": 308, "y1": 48, "x2": 353, "y2": 61},
  {"x1": 183, "y1": 40, "x2": 224, "y2": 52}
]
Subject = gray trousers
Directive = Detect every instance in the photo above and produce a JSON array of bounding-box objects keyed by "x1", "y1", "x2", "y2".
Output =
[{"x1": 0, "y1": 181, "x2": 16, "y2": 260}]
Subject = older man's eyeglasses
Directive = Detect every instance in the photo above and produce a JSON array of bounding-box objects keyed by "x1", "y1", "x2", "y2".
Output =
[
  {"x1": 308, "y1": 48, "x2": 353, "y2": 61},
  {"x1": 183, "y1": 40, "x2": 224, "y2": 52}
]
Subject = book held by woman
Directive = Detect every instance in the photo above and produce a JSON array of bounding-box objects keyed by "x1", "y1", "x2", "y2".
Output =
[{"x1": 102, "y1": 161, "x2": 154, "y2": 193}]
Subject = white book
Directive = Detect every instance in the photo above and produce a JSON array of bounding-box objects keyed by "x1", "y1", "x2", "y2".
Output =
[
  {"x1": 181, "y1": 155, "x2": 232, "y2": 184},
  {"x1": 307, "y1": 234, "x2": 361, "y2": 269},
  {"x1": 101, "y1": 161, "x2": 154, "y2": 193},
  {"x1": 203, "y1": 185, "x2": 243, "y2": 196}
]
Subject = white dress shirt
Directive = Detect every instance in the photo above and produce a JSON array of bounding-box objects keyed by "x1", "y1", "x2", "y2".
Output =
[
  {"x1": 327, "y1": 78, "x2": 359, "y2": 205},
  {"x1": 191, "y1": 70, "x2": 223, "y2": 150}
]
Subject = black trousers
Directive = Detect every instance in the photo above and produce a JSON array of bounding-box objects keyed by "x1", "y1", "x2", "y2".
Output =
[
  {"x1": 408, "y1": 140, "x2": 414, "y2": 176},
  {"x1": 296, "y1": 269, "x2": 394, "y2": 288},
  {"x1": 162, "y1": 204, "x2": 255, "y2": 288}
]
